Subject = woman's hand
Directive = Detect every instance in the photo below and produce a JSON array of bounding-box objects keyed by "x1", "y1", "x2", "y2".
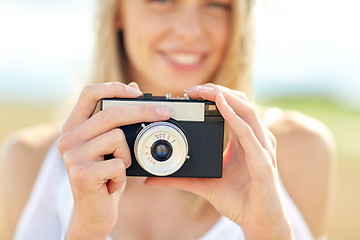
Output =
[
  {"x1": 146, "y1": 84, "x2": 294, "y2": 240},
  {"x1": 57, "y1": 82, "x2": 172, "y2": 239}
]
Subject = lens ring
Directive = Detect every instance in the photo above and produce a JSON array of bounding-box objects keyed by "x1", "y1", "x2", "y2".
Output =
[{"x1": 134, "y1": 122, "x2": 188, "y2": 176}]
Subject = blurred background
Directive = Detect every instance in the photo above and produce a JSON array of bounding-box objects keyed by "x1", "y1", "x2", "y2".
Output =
[{"x1": 0, "y1": 0, "x2": 359, "y2": 239}]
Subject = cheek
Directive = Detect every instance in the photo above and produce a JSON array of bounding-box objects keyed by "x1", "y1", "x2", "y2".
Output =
[
  {"x1": 125, "y1": 15, "x2": 168, "y2": 62},
  {"x1": 214, "y1": 25, "x2": 231, "y2": 56},
  {"x1": 123, "y1": 28, "x2": 151, "y2": 72},
  {"x1": 204, "y1": 17, "x2": 231, "y2": 60}
]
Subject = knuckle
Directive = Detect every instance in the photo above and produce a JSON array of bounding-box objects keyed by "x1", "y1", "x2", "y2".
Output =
[
  {"x1": 112, "y1": 128, "x2": 126, "y2": 145},
  {"x1": 57, "y1": 133, "x2": 71, "y2": 154},
  {"x1": 124, "y1": 157, "x2": 132, "y2": 168},
  {"x1": 81, "y1": 84, "x2": 95, "y2": 98},
  {"x1": 247, "y1": 103, "x2": 256, "y2": 115},
  {"x1": 244, "y1": 102, "x2": 257, "y2": 119},
  {"x1": 62, "y1": 148, "x2": 78, "y2": 167},
  {"x1": 57, "y1": 135, "x2": 65, "y2": 153},
  {"x1": 69, "y1": 164, "x2": 89, "y2": 189},
  {"x1": 59, "y1": 122, "x2": 69, "y2": 135},
  {"x1": 232, "y1": 90, "x2": 249, "y2": 102},
  {"x1": 114, "y1": 159, "x2": 126, "y2": 172},
  {"x1": 107, "y1": 82, "x2": 126, "y2": 92}
]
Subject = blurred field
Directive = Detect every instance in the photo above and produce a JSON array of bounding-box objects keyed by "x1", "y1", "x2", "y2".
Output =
[{"x1": 0, "y1": 98, "x2": 359, "y2": 239}]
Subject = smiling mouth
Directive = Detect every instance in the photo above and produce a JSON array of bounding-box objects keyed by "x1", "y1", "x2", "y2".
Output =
[{"x1": 164, "y1": 52, "x2": 204, "y2": 66}]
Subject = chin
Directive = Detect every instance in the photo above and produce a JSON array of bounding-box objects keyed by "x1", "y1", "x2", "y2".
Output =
[
  {"x1": 155, "y1": 88, "x2": 184, "y2": 97},
  {"x1": 145, "y1": 74, "x2": 208, "y2": 97},
  {"x1": 170, "y1": 80, "x2": 206, "y2": 93}
]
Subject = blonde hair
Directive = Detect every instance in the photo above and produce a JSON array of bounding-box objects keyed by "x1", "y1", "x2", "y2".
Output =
[
  {"x1": 92, "y1": 0, "x2": 255, "y2": 216},
  {"x1": 92, "y1": 0, "x2": 254, "y2": 97}
]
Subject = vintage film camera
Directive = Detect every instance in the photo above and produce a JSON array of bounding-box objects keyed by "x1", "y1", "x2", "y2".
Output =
[{"x1": 101, "y1": 93, "x2": 224, "y2": 178}]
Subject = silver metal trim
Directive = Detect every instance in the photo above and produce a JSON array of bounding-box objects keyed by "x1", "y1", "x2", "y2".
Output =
[{"x1": 102, "y1": 100, "x2": 205, "y2": 121}]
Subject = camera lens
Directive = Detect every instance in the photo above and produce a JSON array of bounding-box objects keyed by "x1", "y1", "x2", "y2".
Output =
[
  {"x1": 134, "y1": 122, "x2": 188, "y2": 176},
  {"x1": 151, "y1": 140, "x2": 173, "y2": 161}
]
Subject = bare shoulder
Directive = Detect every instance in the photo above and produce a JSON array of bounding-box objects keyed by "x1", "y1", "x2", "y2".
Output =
[
  {"x1": 268, "y1": 108, "x2": 335, "y2": 149},
  {"x1": 0, "y1": 123, "x2": 59, "y2": 239},
  {"x1": 265, "y1": 108, "x2": 336, "y2": 239},
  {"x1": 1, "y1": 124, "x2": 60, "y2": 175}
]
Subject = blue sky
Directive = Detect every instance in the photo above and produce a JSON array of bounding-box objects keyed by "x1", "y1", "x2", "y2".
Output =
[{"x1": 0, "y1": 0, "x2": 359, "y2": 107}]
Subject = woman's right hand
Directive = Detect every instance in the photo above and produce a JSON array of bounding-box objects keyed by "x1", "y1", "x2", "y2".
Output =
[{"x1": 57, "y1": 82, "x2": 173, "y2": 239}]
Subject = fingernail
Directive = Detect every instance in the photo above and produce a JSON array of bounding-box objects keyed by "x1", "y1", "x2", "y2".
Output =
[
  {"x1": 126, "y1": 85, "x2": 142, "y2": 96},
  {"x1": 156, "y1": 106, "x2": 173, "y2": 118},
  {"x1": 184, "y1": 86, "x2": 199, "y2": 93},
  {"x1": 199, "y1": 86, "x2": 218, "y2": 94}
]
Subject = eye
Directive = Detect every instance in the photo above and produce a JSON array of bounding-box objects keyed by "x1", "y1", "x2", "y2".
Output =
[
  {"x1": 147, "y1": 0, "x2": 175, "y2": 13},
  {"x1": 207, "y1": 1, "x2": 231, "y2": 11},
  {"x1": 148, "y1": 0, "x2": 175, "y2": 10},
  {"x1": 149, "y1": 0, "x2": 174, "y2": 5}
]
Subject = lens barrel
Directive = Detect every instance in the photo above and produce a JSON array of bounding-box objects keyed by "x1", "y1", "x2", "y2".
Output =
[
  {"x1": 134, "y1": 122, "x2": 188, "y2": 176},
  {"x1": 151, "y1": 140, "x2": 173, "y2": 161}
]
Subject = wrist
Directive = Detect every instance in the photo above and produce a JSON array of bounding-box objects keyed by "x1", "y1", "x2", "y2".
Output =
[
  {"x1": 65, "y1": 209, "x2": 114, "y2": 240},
  {"x1": 243, "y1": 219, "x2": 294, "y2": 240}
]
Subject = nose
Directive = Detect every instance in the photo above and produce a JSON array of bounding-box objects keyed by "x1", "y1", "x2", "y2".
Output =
[{"x1": 173, "y1": 9, "x2": 204, "y2": 43}]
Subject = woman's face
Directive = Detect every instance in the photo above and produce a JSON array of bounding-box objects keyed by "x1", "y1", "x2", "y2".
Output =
[{"x1": 118, "y1": 0, "x2": 232, "y2": 96}]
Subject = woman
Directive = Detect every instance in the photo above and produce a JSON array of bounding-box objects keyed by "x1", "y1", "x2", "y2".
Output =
[{"x1": 1, "y1": 0, "x2": 335, "y2": 239}]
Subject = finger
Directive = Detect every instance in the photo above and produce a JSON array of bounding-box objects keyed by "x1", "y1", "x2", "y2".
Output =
[
  {"x1": 264, "y1": 128, "x2": 277, "y2": 167},
  {"x1": 58, "y1": 104, "x2": 172, "y2": 152},
  {"x1": 67, "y1": 157, "x2": 126, "y2": 195},
  {"x1": 202, "y1": 83, "x2": 250, "y2": 102},
  {"x1": 219, "y1": 92, "x2": 269, "y2": 149},
  {"x1": 188, "y1": 85, "x2": 271, "y2": 150},
  {"x1": 61, "y1": 82, "x2": 143, "y2": 134},
  {"x1": 61, "y1": 128, "x2": 131, "y2": 168},
  {"x1": 215, "y1": 93, "x2": 263, "y2": 157},
  {"x1": 185, "y1": 84, "x2": 249, "y2": 102},
  {"x1": 100, "y1": 159, "x2": 127, "y2": 195},
  {"x1": 185, "y1": 85, "x2": 218, "y2": 100},
  {"x1": 91, "y1": 158, "x2": 127, "y2": 195},
  {"x1": 216, "y1": 93, "x2": 276, "y2": 180},
  {"x1": 128, "y1": 82, "x2": 140, "y2": 90}
]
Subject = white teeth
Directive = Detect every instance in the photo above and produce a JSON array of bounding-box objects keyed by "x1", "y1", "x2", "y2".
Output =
[{"x1": 166, "y1": 53, "x2": 202, "y2": 65}]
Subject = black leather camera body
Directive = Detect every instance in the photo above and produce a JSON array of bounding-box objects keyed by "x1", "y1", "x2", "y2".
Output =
[{"x1": 101, "y1": 93, "x2": 224, "y2": 178}]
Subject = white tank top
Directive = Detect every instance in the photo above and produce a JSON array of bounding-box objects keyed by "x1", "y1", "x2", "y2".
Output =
[{"x1": 14, "y1": 108, "x2": 314, "y2": 240}]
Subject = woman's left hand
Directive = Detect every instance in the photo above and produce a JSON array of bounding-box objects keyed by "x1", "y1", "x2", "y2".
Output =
[{"x1": 145, "y1": 84, "x2": 293, "y2": 240}]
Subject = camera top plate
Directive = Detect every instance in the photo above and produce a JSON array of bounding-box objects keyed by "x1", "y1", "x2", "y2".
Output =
[{"x1": 101, "y1": 93, "x2": 223, "y2": 122}]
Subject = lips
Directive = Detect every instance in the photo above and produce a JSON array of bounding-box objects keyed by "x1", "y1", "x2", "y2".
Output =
[
  {"x1": 164, "y1": 52, "x2": 203, "y2": 66},
  {"x1": 158, "y1": 48, "x2": 208, "y2": 70}
]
